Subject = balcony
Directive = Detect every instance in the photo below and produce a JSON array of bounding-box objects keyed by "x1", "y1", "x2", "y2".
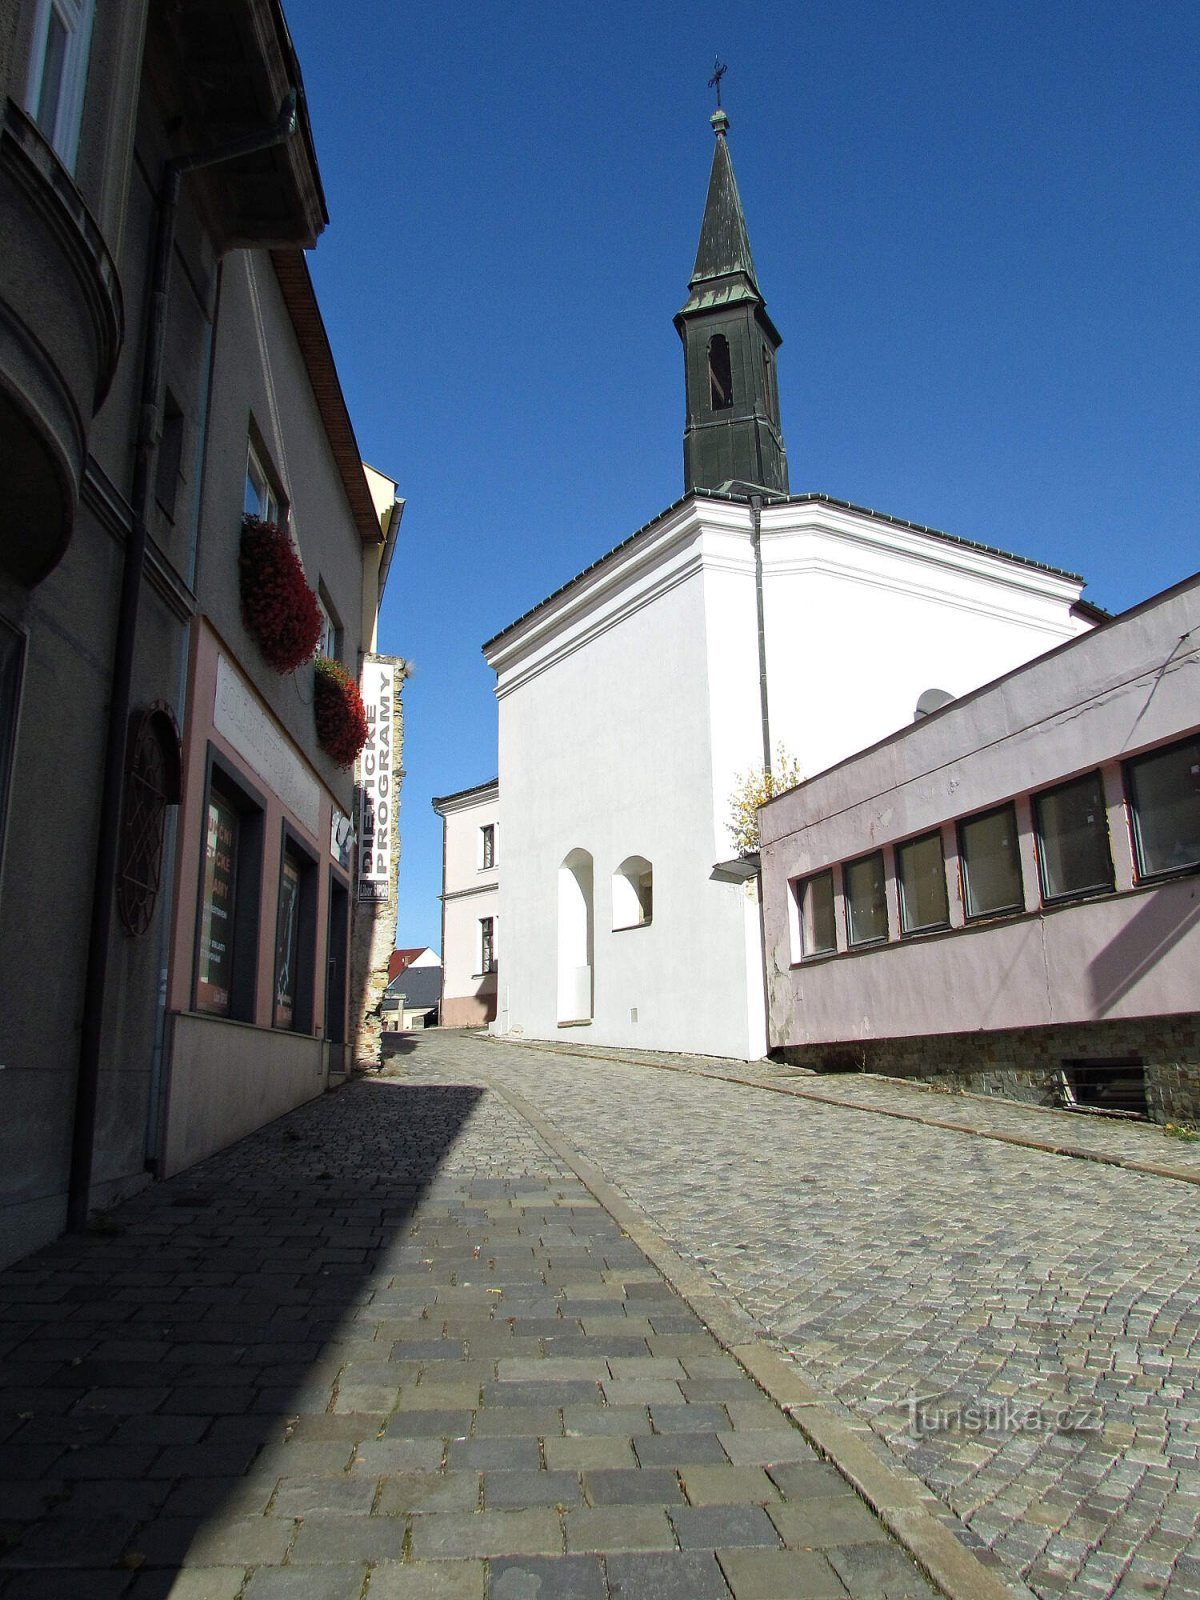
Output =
[{"x1": 0, "y1": 100, "x2": 122, "y2": 586}]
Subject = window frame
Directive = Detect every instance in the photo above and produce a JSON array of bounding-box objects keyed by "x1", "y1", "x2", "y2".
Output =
[
  {"x1": 957, "y1": 802, "x2": 1024, "y2": 922},
  {"x1": 896, "y1": 829, "x2": 950, "y2": 936},
  {"x1": 244, "y1": 439, "x2": 282, "y2": 526},
  {"x1": 193, "y1": 751, "x2": 264, "y2": 1022},
  {"x1": 272, "y1": 826, "x2": 318, "y2": 1033},
  {"x1": 612, "y1": 855, "x2": 653, "y2": 931},
  {"x1": 480, "y1": 823, "x2": 495, "y2": 871},
  {"x1": 1125, "y1": 734, "x2": 1200, "y2": 884},
  {"x1": 480, "y1": 916, "x2": 496, "y2": 975},
  {"x1": 794, "y1": 868, "x2": 836, "y2": 958},
  {"x1": 1032, "y1": 769, "x2": 1116, "y2": 904},
  {"x1": 843, "y1": 850, "x2": 888, "y2": 948},
  {"x1": 23, "y1": 0, "x2": 95, "y2": 171}
]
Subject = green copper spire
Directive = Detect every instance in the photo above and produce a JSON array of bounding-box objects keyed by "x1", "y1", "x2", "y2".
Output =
[{"x1": 674, "y1": 102, "x2": 789, "y2": 497}]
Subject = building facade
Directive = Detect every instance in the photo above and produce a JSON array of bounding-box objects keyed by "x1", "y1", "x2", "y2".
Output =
[
  {"x1": 760, "y1": 573, "x2": 1200, "y2": 1121},
  {"x1": 433, "y1": 780, "x2": 499, "y2": 1028},
  {"x1": 0, "y1": 0, "x2": 399, "y2": 1266},
  {"x1": 483, "y1": 110, "x2": 1095, "y2": 1062}
]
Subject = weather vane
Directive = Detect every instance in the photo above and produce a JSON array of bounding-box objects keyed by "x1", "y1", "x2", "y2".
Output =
[{"x1": 708, "y1": 58, "x2": 727, "y2": 110}]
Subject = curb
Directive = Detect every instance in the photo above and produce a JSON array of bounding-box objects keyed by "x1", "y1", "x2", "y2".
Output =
[
  {"x1": 491, "y1": 1079, "x2": 1036, "y2": 1600},
  {"x1": 487, "y1": 1035, "x2": 1200, "y2": 1187}
]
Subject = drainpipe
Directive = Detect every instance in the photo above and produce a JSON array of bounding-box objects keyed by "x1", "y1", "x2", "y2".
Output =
[
  {"x1": 67, "y1": 92, "x2": 300, "y2": 1232},
  {"x1": 750, "y1": 493, "x2": 771, "y2": 774}
]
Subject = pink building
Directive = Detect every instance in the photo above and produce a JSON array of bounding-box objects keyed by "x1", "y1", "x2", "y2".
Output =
[{"x1": 760, "y1": 573, "x2": 1200, "y2": 1123}]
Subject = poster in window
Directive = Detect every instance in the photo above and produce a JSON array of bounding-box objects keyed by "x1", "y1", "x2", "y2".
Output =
[
  {"x1": 274, "y1": 853, "x2": 301, "y2": 1028},
  {"x1": 198, "y1": 794, "x2": 238, "y2": 1014}
]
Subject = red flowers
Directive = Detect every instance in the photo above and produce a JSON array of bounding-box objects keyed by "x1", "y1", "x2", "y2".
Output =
[
  {"x1": 239, "y1": 516, "x2": 322, "y2": 674},
  {"x1": 313, "y1": 655, "x2": 369, "y2": 769}
]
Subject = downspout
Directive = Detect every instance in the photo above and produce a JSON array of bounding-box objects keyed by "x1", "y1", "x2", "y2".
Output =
[
  {"x1": 750, "y1": 493, "x2": 771, "y2": 774},
  {"x1": 67, "y1": 92, "x2": 300, "y2": 1232}
]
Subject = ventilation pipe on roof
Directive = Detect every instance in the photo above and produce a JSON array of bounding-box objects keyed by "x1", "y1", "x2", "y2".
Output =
[{"x1": 67, "y1": 92, "x2": 301, "y2": 1233}]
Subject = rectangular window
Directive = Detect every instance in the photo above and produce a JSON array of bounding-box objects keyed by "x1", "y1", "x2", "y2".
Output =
[
  {"x1": 1126, "y1": 735, "x2": 1200, "y2": 880},
  {"x1": 197, "y1": 789, "x2": 241, "y2": 1017},
  {"x1": 244, "y1": 441, "x2": 280, "y2": 524},
  {"x1": 481, "y1": 824, "x2": 495, "y2": 870},
  {"x1": 194, "y1": 758, "x2": 263, "y2": 1021},
  {"x1": 25, "y1": 0, "x2": 94, "y2": 170},
  {"x1": 959, "y1": 803, "x2": 1023, "y2": 919},
  {"x1": 1034, "y1": 770, "x2": 1115, "y2": 901},
  {"x1": 480, "y1": 917, "x2": 495, "y2": 974},
  {"x1": 273, "y1": 850, "x2": 302, "y2": 1028},
  {"x1": 844, "y1": 852, "x2": 887, "y2": 947},
  {"x1": 796, "y1": 870, "x2": 836, "y2": 956},
  {"x1": 897, "y1": 831, "x2": 949, "y2": 934}
]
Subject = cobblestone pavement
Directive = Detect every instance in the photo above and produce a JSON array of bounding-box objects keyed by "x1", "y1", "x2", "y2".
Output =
[
  {"x1": 0, "y1": 1073, "x2": 940, "y2": 1599},
  {"x1": 403, "y1": 1032, "x2": 1200, "y2": 1600}
]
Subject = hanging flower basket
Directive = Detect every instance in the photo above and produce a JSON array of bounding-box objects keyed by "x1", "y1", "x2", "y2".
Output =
[
  {"x1": 313, "y1": 655, "x2": 369, "y2": 769},
  {"x1": 239, "y1": 515, "x2": 322, "y2": 674}
]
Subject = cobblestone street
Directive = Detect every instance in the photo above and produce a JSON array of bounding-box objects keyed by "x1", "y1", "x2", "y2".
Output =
[
  {"x1": 407, "y1": 1031, "x2": 1200, "y2": 1600},
  {"x1": 0, "y1": 1061, "x2": 943, "y2": 1599}
]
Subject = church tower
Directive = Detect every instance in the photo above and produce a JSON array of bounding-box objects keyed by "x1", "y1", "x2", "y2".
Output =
[{"x1": 675, "y1": 107, "x2": 789, "y2": 496}]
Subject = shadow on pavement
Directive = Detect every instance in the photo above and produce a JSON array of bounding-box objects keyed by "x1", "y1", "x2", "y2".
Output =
[{"x1": 0, "y1": 1080, "x2": 482, "y2": 1598}]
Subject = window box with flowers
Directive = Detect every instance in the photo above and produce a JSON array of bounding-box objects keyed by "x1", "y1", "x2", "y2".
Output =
[
  {"x1": 239, "y1": 515, "x2": 322, "y2": 674},
  {"x1": 313, "y1": 655, "x2": 369, "y2": 769}
]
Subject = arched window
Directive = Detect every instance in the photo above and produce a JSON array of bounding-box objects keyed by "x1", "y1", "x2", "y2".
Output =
[
  {"x1": 557, "y1": 849, "x2": 594, "y2": 1023},
  {"x1": 708, "y1": 335, "x2": 733, "y2": 411},
  {"x1": 612, "y1": 856, "x2": 653, "y2": 930}
]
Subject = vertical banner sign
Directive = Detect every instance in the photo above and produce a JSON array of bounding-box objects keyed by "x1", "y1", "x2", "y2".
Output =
[{"x1": 358, "y1": 662, "x2": 395, "y2": 902}]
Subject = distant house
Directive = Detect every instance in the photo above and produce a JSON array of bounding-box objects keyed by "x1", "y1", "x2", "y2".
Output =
[
  {"x1": 381, "y1": 951, "x2": 441, "y2": 1031},
  {"x1": 759, "y1": 572, "x2": 1200, "y2": 1123},
  {"x1": 432, "y1": 780, "x2": 499, "y2": 1027}
]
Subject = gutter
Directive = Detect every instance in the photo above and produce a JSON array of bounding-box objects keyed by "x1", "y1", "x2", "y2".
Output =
[{"x1": 67, "y1": 92, "x2": 301, "y2": 1233}]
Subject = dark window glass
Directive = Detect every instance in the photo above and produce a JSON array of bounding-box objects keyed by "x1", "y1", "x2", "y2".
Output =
[
  {"x1": 897, "y1": 831, "x2": 949, "y2": 933},
  {"x1": 481, "y1": 824, "x2": 495, "y2": 869},
  {"x1": 198, "y1": 792, "x2": 239, "y2": 1015},
  {"x1": 273, "y1": 850, "x2": 302, "y2": 1028},
  {"x1": 845, "y1": 852, "x2": 887, "y2": 946},
  {"x1": 959, "y1": 804, "x2": 1023, "y2": 918},
  {"x1": 797, "y1": 870, "x2": 836, "y2": 956},
  {"x1": 708, "y1": 335, "x2": 733, "y2": 410},
  {"x1": 1034, "y1": 771, "x2": 1114, "y2": 900},
  {"x1": 1127, "y1": 737, "x2": 1200, "y2": 879},
  {"x1": 481, "y1": 917, "x2": 495, "y2": 974}
]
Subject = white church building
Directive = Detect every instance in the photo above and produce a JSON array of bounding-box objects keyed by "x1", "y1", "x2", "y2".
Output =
[{"x1": 482, "y1": 106, "x2": 1097, "y2": 1061}]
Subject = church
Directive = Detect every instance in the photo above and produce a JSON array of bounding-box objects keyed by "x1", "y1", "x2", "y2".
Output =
[{"x1": 482, "y1": 104, "x2": 1097, "y2": 1061}]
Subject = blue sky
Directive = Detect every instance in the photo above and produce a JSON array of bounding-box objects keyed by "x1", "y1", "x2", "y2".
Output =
[{"x1": 282, "y1": 0, "x2": 1200, "y2": 954}]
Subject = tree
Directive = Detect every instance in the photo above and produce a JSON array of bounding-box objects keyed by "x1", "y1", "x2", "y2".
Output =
[{"x1": 727, "y1": 745, "x2": 803, "y2": 855}]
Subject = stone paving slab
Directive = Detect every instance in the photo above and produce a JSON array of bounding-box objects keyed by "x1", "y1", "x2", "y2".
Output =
[
  {"x1": 0, "y1": 1070, "x2": 941, "y2": 1600},
  {"x1": 432, "y1": 1031, "x2": 1200, "y2": 1600}
]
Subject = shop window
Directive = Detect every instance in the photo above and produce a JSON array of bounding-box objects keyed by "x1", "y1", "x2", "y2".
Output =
[
  {"x1": 273, "y1": 832, "x2": 317, "y2": 1031},
  {"x1": 795, "y1": 869, "x2": 836, "y2": 956},
  {"x1": 1034, "y1": 770, "x2": 1114, "y2": 902},
  {"x1": 897, "y1": 831, "x2": 949, "y2": 935},
  {"x1": 24, "y1": 0, "x2": 94, "y2": 170},
  {"x1": 1126, "y1": 735, "x2": 1200, "y2": 880},
  {"x1": 325, "y1": 874, "x2": 349, "y2": 1045},
  {"x1": 481, "y1": 823, "x2": 495, "y2": 870},
  {"x1": 844, "y1": 851, "x2": 887, "y2": 947},
  {"x1": 480, "y1": 916, "x2": 496, "y2": 974},
  {"x1": 612, "y1": 855, "x2": 653, "y2": 930},
  {"x1": 195, "y1": 758, "x2": 263, "y2": 1020},
  {"x1": 959, "y1": 803, "x2": 1023, "y2": 920}
]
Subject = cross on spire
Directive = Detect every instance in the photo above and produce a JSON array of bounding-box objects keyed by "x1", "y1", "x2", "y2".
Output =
[{"x1": 708, "y1": 58, "x2": 727, "y2": 109}]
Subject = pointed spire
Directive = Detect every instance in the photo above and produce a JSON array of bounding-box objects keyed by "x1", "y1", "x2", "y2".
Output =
[{"x1": 690, "y1": 109, "x2": 759, "y2": 291}]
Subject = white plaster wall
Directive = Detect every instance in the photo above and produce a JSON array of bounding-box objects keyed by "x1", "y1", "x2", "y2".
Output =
[
  {"x1": 440, "y1": 791, "x2": 499, "y2": 1008},
  {"x1": 759, "y1": 501, "x2": 1091, "y2": 786},
  {"x1": 494, "y1": 514, "x2": 763, "y2": 1059},
  {"x1": 760, "y1": 576, "x2": 1200, "y2": 1047}
]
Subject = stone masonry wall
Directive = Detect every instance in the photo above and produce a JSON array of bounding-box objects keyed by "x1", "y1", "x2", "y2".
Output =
[{"x1": 773, "y1": 1014, "x2": 1200, "y2": 1126}]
